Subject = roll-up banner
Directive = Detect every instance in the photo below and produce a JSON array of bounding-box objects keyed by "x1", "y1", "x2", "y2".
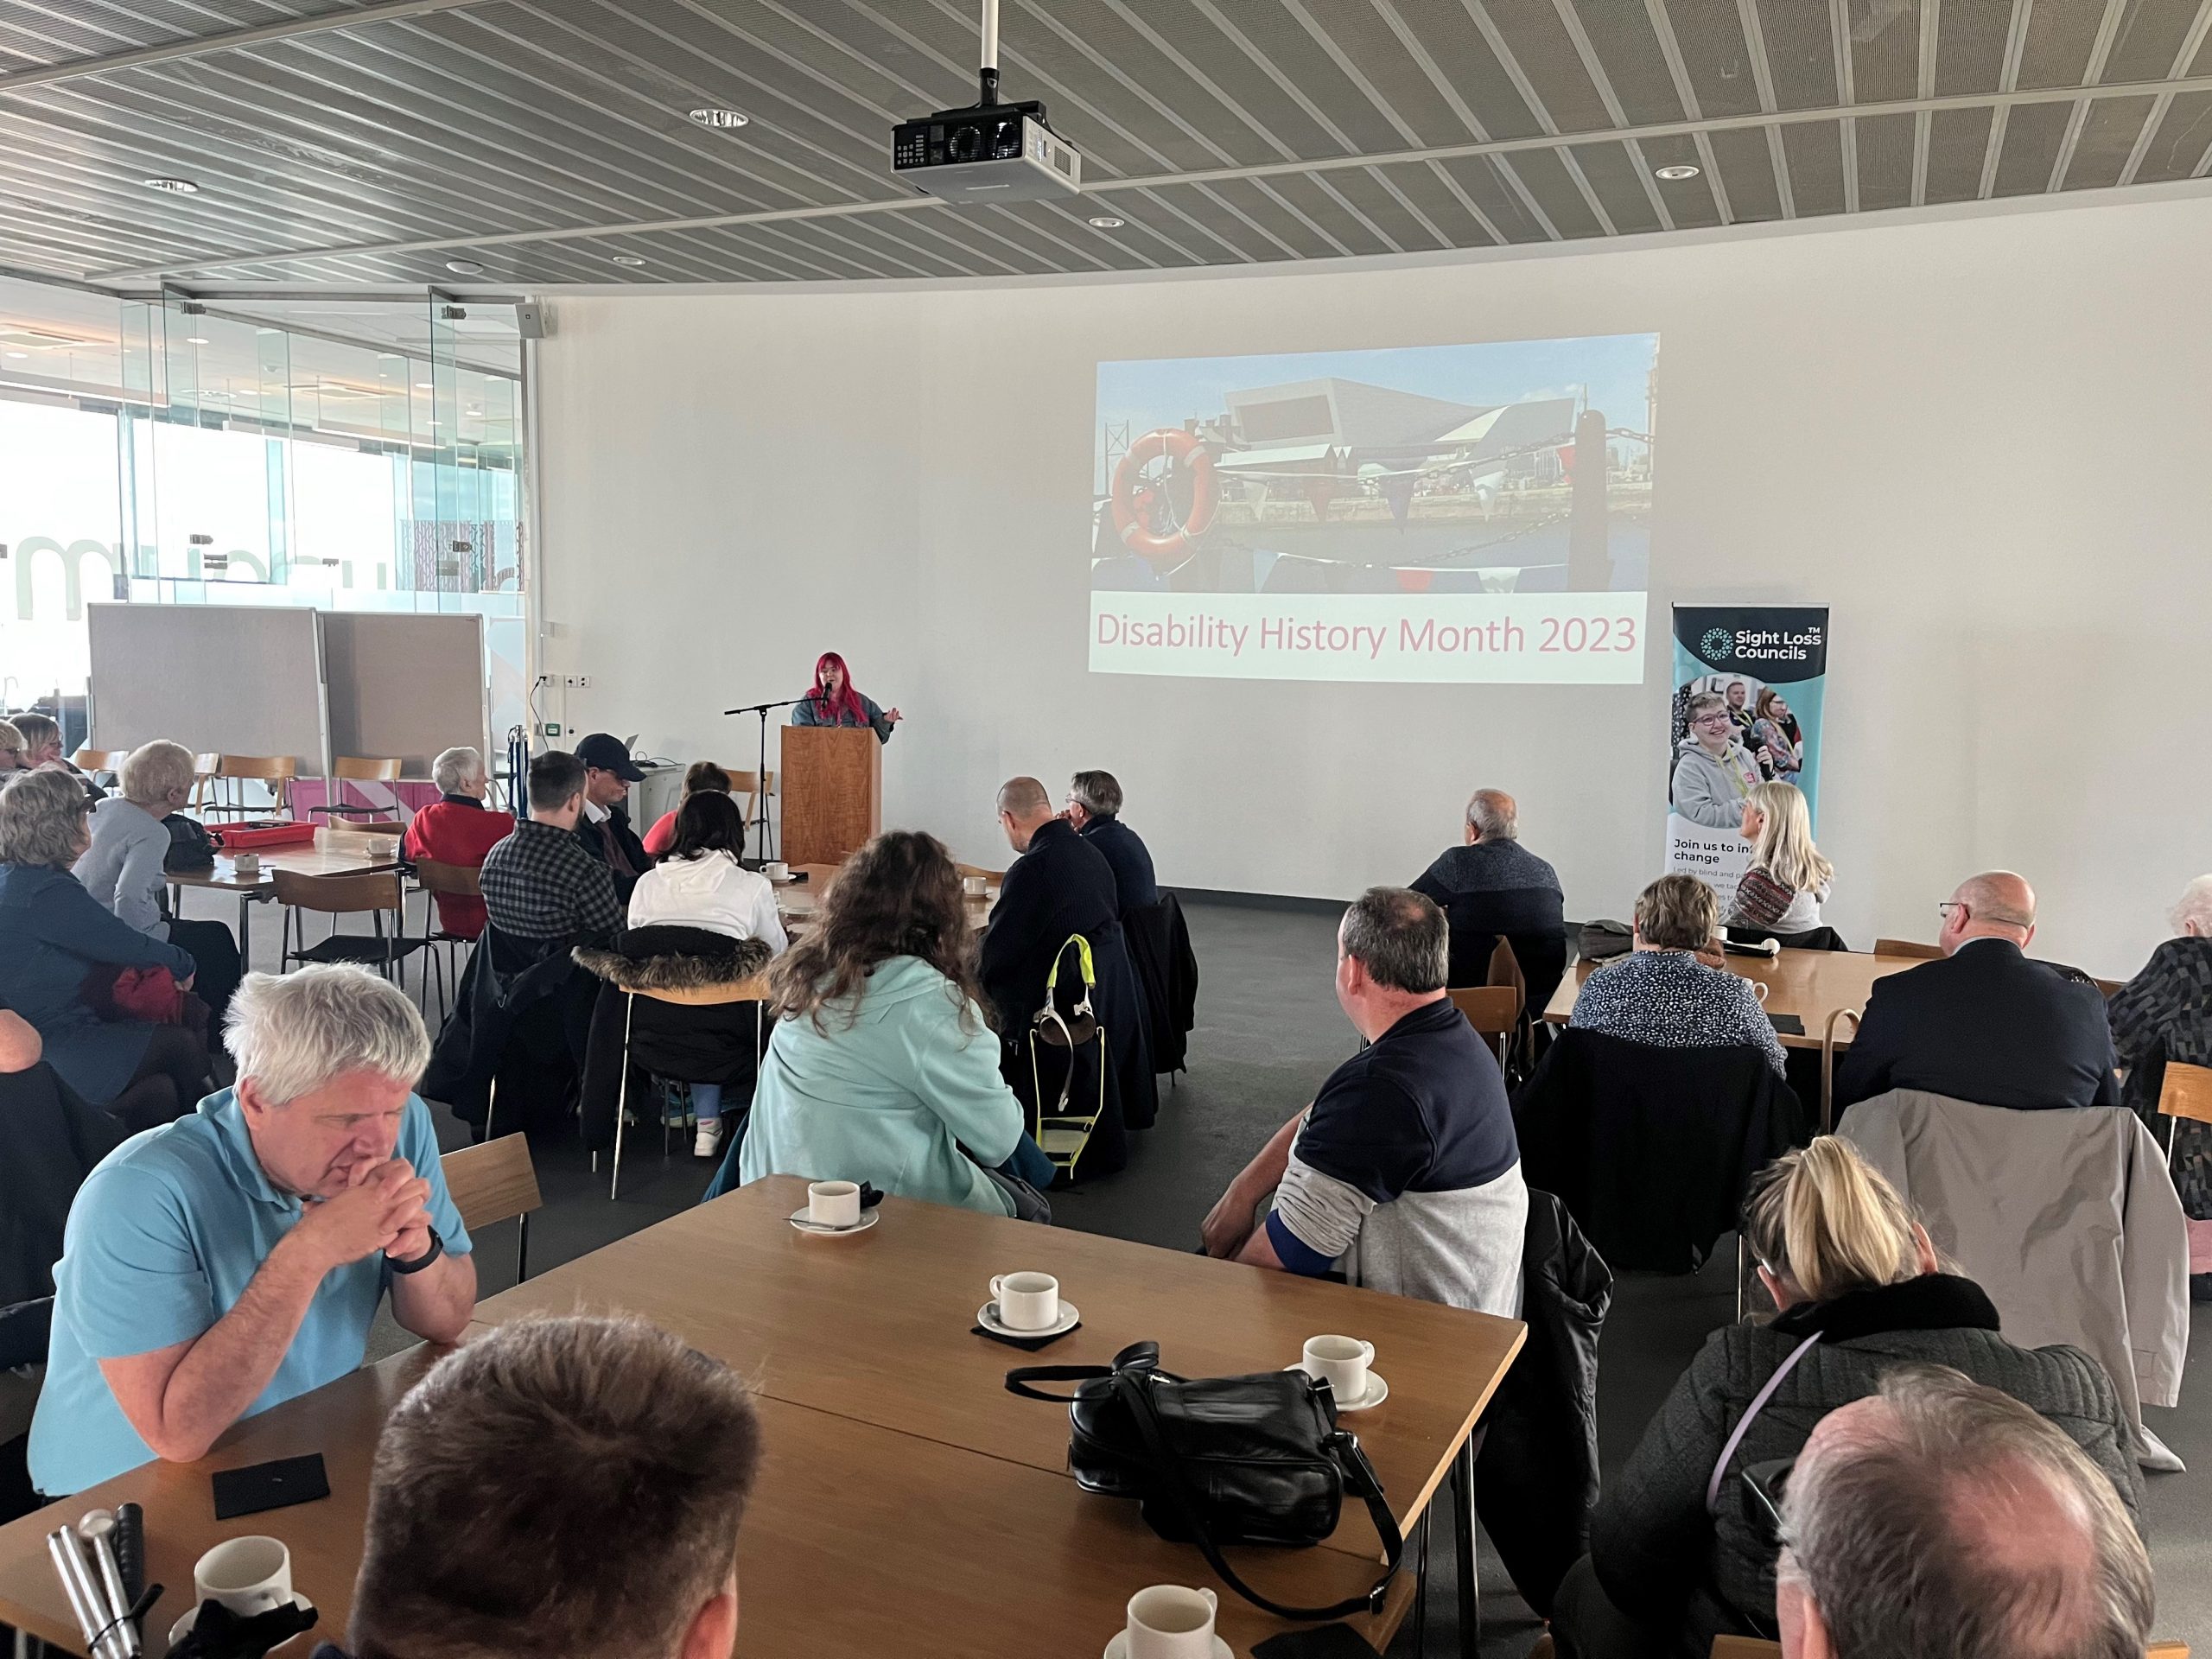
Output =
[{"x1": 1664, "y1": 606, "x2": 1830, "y2": 911}]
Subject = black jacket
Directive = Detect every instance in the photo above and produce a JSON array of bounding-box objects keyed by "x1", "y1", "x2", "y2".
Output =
[
  {"x1": 574, "y1": 927, "x2": 772, "y2": 1153},
  {"x1": 1834, "y1": 937, "x2": 2120, "y2": 1112},
  {"x1": 979, "y1": 819, "x2": 1154, "y2": 1173},
  {"x1": 571, "y1": 804, "x2": 651, "y2": 903},
  {"x1": 1077, "y1": 815, "x2": 1159, "y2": 913},
  {"x1": 1586, "y1": 1274, "x2": 2142, "y2": 1656},
  {"x1": 1513, "y1": 1028, "x2": 1808, "y2": 1272},
  {"x1": 1124, "y1": 891, "x2": 1199, "y2": 1077},
  {"x1": 1474, "y1": 1189, "x2": 1611, "y2": 1618},
  {"x1": 0, "y1": 1058, "x2": 125, "y2": 1306},
  {"x1": 420, "y1": 925, "x2": 594, "y2": 1134}
]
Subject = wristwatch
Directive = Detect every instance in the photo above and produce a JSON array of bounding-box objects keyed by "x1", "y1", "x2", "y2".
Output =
[{"x1": 387, "y1": 1229, "x2": 444, "y2": 1274}]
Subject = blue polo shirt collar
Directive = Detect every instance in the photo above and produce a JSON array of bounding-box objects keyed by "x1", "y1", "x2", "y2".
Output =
[{"x1": 201, "y1": 1089, "x2": 301, "y2": 1215}]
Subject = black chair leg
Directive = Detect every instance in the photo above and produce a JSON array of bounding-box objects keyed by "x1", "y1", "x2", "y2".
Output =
[
  {"x1": 516, "y1": 1212, "x2": 530, "y2": 1284},
  {"x1": 1413, "y1": 1508, "x2": 1430, "y2": 1656},
  {"x1": 1452, "y1": 1433, "x2": 1478, "y2": 1658}
]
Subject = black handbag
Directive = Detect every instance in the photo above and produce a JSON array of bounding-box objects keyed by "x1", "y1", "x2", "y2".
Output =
[{"x1": 1005, "y1": 1340, "x2": 1402, "y2": 1620}]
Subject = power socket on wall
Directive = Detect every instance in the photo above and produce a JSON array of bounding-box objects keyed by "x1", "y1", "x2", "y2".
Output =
[{"x1": 563, "y1": 675, "x2": 592, "y2": 689}]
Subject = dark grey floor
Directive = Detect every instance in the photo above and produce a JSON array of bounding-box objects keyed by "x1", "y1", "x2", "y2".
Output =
[{"x1": 207, "y1": 888, "x2": 2208, "y2": 1657}]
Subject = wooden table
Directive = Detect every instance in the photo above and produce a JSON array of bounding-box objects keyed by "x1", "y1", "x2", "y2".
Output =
[
  {"x1": 168, "y1": 828, "x2": 402, "y2": 962},
  {"x1": 775, "y1": 861, "x2": 999, "y2": 932},
  {"x1": 1542, "y1": 947, "x2": 1922, "y2": 1049},
  {"x1": 0, "y1": 1179, "x2": 1523, "y2": 1658}
]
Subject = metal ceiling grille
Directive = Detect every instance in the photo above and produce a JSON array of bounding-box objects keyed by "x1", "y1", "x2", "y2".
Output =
[{"x1": 2, "y1": 0, "x2": 2210, "y2": 290}]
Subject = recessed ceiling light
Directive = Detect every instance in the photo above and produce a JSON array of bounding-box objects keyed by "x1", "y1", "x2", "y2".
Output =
[
  {"x1": 445, "y1": 258, "x2": 486, "y2": 276},
  {"x1": 688, "y1": 106, "x2": 749, "y2": 129},
  {"x1": 1087, "y1": 214, "x2": 1125, "y2": 229},
  {"x1": 143, "y1": 176, "x2": 199, "y2": 194},
  {"x1": 1653, "y1": 163, "x2": 1701, "y2": 181},
  {"x1": 612, "y1": 254, "x2": 647, "y2": 267},
  {"x1": 184, "y1": 334, "x2": 210, "y2": 345}
]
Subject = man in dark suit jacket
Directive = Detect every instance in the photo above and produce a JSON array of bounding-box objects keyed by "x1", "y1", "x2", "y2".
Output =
[
  {"x1": 1835, "y1": 871, "x2": 2120, "y2": 1112},
  {"x1": 981, "y1": 777, "x2": 1154, "y2": 1176},
  {"x1": 570, "y1": 733, "x2": 652, "y2": 903},
  {"x1": 1064, "y1": 769, "x2": 1158, "y2": 916}
]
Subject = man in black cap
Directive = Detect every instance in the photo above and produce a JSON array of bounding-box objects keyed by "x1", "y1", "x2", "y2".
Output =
[{"x1": 570, "y1": 734, "x2": 652, "y2": 902}]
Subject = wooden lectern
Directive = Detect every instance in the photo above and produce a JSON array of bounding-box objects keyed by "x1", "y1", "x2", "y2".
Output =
[{"x1": 780, "y1": 726, "x2": 881, "y2": 865}]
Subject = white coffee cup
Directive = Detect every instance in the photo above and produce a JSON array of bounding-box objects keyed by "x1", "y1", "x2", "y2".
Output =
[
  {"x1": 194, "y1": 1535, "x2": 292, "y2": 1617},
  {"x1": 989, "y1": 1271, "x2": 1060, "y2": 1332},
  {"x1": 763, "y1": 860, "x2": 790, "y2": 880},
  {"x1": 1126, "y1": 1584, "x2": 1218, "y2": 1659},
  {"x1": 232, "y1": 851, "x2": 261, "y2": 878},
  {"x1": 1302, "y1": 1334, "x2": 1375, "y2": 1402},
  {"x1": 806, "y1": 1179, "x2": 861, "y2": 1228},
  {"x1": 1752, "y1": 981, "x2": 1770, "y2": 1006},
  {"x1": 963, "y1": 874, "x2": 988, "y2": 897}
]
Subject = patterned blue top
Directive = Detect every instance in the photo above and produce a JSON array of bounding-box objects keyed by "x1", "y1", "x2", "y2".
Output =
[{"x1": 1568, "y1": 949, "x2": 1788, "y2": 1075}]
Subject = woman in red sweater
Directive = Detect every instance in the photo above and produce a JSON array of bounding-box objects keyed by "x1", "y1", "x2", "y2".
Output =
[{"x1": 402, "y1": 746, "x2": 515, "y2": 939}]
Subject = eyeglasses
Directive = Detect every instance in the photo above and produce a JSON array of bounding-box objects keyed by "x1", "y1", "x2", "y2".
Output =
[
  {"x1": 1739, "y1": 1456, "x2": 1796, "y2": 1549},
  {"x1": 1937, "y1": 901, "x2": 1967, "y2": 922},
  {"x1": 1694, "y1": 713, "x2": 1732, "y2": 728}
]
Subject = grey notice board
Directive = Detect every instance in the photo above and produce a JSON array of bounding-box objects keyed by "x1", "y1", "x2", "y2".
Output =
[
  {"x1": 321, "y1": 612, "x2": 488, "y2": 778},
  {"x1": 86, "y1": 602, "x2": 327, "y2": 768}
]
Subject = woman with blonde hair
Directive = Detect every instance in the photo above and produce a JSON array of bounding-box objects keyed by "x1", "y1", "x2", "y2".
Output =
[
  {"x1": 1548, "y1": 1135, "x2": 2142, "y2": 1659},
  {"x1": 1725, "y1": 780, "x2": 1832, "y2": 938}
]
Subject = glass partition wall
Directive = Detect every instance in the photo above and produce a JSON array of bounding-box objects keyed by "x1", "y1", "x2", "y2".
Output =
[{"x1": 0, "y1": 274, "x2": 529, "y2": 743}]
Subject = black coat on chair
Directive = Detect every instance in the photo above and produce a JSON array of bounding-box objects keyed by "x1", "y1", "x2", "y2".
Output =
[
  {"x1": 1513, "y1": 1029, "x2": 1808, "y2": 1272},
  {"x1": 1123, "y1": 892, "x2": 1198, "y2": 1077},
  {"x1": 0, "y1": 1060, "x2": 124, "y2": 1306},
  {"x1": 979, "y1": 818, "x2": 1153, "y2": 1175},
  {"x1": 574, "y1": 926, "x2": 772, "y2": 1154},
  {"x1": 421, "y1": 925, "x2": 593, "y2": 1135}
]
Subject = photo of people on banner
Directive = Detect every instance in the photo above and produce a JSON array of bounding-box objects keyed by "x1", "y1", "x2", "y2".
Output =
[{"x1": 1665, "y1": 605, "x2": 1830, "y2": 916}]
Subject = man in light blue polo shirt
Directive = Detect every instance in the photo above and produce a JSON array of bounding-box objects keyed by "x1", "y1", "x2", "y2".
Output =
[{"x1": 29, "y1": 965, "x2": 476, "y2": 1495}]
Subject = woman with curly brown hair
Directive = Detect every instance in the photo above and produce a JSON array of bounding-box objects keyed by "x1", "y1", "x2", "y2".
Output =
[{"x1": 704, "y1": 830, "x2": 1046, "y2": 1215}]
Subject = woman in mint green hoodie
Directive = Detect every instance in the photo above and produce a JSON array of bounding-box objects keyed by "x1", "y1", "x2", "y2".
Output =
[{"x1": 709, "y1": 830, "x2": 1045, "y2": 1216}]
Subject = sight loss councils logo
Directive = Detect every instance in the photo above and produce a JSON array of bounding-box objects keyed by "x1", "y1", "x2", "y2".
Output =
[{"x1": 1699, "y1": 627, "x2": 1734, "y2": 663}]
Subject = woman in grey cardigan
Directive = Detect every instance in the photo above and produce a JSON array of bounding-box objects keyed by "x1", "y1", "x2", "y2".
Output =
[
  {"x1": 1550, "y1": 1137, "x2": 2141, "y2": 1659},
  {"x1": 73, "y1": 740, "x2": 242, "y2": 1023}
]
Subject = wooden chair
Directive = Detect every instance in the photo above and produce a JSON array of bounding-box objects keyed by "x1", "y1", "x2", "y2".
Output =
[
  {"x1": 1448, "y1": 986, "x2": 1519, "y2": 1068},
  {"x1": 314, "y1": 754, "x2": 405, "y2": 822},
  {"x1": 188, "y1": 751, "x2": 222, "y2": 812},
  {"x1": 1872, "y1": 937, "x2": 1942, "y2": 959},
  {"x1": 272, "y1": 868, "x2": 424, "y2": 984},
  {"x1": 728, "y1": 767, "x2": 777, "y2": 855},
  {"x1": 411, "y1": 857, "x2": 485, "y2": 1019},
  {"x1": 2158, "y1": 1059, "x2": 2212, "y2": 1158},
  {"x1": 70, "y1": 747, "x2": 122, "y2": 777},
  {"x1": 207, "y1": 753, "x2": 296, "y2": 818},
  {"x1": 441, "y1": 1133, "x2": 542, "y2": 1284},
  {"x1": 1820, "y1": 1007, "x2": 1863, "y2": 1135},
  {"x1": 610, "y1": 976, "x2": 770, "y2": 1199}
]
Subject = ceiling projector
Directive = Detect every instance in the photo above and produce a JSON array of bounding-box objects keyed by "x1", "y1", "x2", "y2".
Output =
[{"x1": 891, "y1": 0, "x2": 1083, "y2": 204}]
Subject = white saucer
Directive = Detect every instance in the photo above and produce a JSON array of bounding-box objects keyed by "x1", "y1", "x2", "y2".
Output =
[
  {"x1": 1104, "y1": 1630, "x2": 1231, "y2": 1659},
  {"x1": 978, "y1": 1300, "x2": 1081, "y2": 1339},
  {"x1": 171, "y1": 1591, "x2": 316, "y2": 1647},
  {"x1": 1285, "y1": 1363, "x2": 1389, "y2": 1411},
  {"x1": 787, "y1": 1206, "x2": 878, "y2": 1236}
]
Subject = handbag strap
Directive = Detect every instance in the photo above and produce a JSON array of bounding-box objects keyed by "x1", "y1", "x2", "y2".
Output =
[
  {"x1": 1117, "y1": 1370, "x2": 1402, "y2": 1623},
  {"x1": 1004, "y1": 1340, "x2": 1160, "y2": 1402},
  {"x1": 1706, "y1": 1331, "x2": 1821, "y2": 1515}
]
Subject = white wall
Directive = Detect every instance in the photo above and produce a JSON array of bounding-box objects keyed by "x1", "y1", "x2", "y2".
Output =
[{"x1": 537, "y1": 192, "x2": 2212, "y2": 979}]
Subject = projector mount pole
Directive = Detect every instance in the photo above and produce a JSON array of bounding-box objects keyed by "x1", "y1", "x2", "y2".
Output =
[{"x1": 978, "y1": 0, "x2": 1000, "y2": 106}]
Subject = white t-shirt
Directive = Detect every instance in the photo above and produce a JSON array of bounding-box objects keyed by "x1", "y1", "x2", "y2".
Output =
[{"x1": 626, "y1": 851, "x2": 788, "y2": 954}]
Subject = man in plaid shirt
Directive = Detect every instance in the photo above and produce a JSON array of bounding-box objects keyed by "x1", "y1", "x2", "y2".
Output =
[{"x1": 480, "y1": 752, "x2": 622, "y2": 944}]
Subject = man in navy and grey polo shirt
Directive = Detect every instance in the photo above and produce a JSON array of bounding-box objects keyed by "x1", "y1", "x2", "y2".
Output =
[{"x1": 1201, "y1": 886, "x2": 1527, "y2": 1319}]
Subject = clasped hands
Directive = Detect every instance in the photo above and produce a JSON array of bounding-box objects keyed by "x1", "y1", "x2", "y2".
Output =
[{"x1": 295, "y1": 1158, "x2": 435, "y2": 1271}]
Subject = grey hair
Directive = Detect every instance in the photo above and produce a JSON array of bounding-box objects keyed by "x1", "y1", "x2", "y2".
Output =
[
  {"x1": 0, "y1": 766, "x2": 92, "y2": 868},
  {"x1": 224, "y1": 965, "x2": 431, "y2": 1107},
  {"x1": 2170, "y1": 874, "x2": 2212, "y2": 937},
  {"x1": 1779, "y1": 1364, "x2": 2153, "y2": 1659},
  {"x1": 1340, "y1": 887, "x2": 1448, "y2": 995},
  {"x1": 1635, "y1": 873, "x2": 1719, "y2": 951},
  {"x1": 432, "y1": 746, "x2": 486, "y2": 795},
  {"x1": 120, "y1": 740, "x2": 196, "y2": 803},
  {"x1": 1069, "y1": 770, "x2": 1123, "y2": 817},
  {"x1": 1465, "y1": 789, "x2": 1517, "y2": 841}
]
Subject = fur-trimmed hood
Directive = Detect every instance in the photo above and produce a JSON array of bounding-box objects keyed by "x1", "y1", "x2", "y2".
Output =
[{"x1": 572, "y1": 925, "x2": 772, "y2": 992}]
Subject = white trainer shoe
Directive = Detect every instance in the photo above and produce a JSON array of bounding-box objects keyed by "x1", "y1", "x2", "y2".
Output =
[{"x1": 693, "y1": 1120, "x2": 723, "y2": 1160}]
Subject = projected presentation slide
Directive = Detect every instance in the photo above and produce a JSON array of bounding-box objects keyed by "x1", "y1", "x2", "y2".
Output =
[{"x1": 1090, "y1": 334, "x2": 1657, "y2": 684}]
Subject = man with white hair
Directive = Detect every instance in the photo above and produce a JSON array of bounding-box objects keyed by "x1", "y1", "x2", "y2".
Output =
[
  {"x1": 400, "y1": 744, "x2": 514, "y2": 941},
  {"x1": 1835, "y1": 871, "x2": 2120, "y2": 1112},
  {"x1": 1409, "y1": 787, "x2": 1567, "y2": 990},
  {"x1": 28, "y1": 965, "x2": 475, "y2": 1495},
  {"x1": 1777, "y1": 1364, "x2": 2153, "y2": 1659}
]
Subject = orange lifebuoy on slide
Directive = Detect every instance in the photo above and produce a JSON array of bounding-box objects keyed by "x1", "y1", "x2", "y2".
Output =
[{"x1": 1111, "y1": 427, "x2": 1220, "y2": 563}]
